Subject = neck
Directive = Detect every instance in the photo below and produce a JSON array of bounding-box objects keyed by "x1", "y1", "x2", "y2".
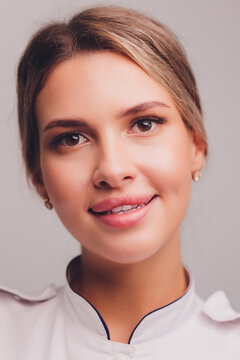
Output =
[{"x1": 71, "y1": 232, "x2": 188, "y2": 342}]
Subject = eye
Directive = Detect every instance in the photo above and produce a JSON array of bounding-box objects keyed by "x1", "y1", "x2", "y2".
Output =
[
  {"x1": 63, "y1": 134, "x2": 85, "y2": 146},
  {"x1": 130, "y1": 117, "x2": 166, "y2": 133},
  {"x1": 50, "y1": 132, "x2": 88, "y2": 147}
]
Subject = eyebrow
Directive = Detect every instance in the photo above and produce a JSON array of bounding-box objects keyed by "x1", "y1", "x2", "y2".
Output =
[
  {"x1": 117, "y1": 101, "x2": 170, "y2": 118},
  {"x1": 43, "y1": 101, "x2": 170, "y2": 132}
]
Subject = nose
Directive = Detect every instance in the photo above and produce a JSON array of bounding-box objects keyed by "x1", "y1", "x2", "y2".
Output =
[{"x1": 92, "y1": 137, "x2": 136, "y2": 190}]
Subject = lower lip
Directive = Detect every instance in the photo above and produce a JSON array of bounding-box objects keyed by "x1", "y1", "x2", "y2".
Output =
[{"x1": 91, "y1": 196, "x2": 157, "y2": 229}]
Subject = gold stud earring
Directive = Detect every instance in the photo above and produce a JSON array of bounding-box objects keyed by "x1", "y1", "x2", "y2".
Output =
[
  {"x1": 192, "y1": 169, "x2": 202, "y2": 182},
  {"x1": 44, "y1": 198, "x2": 53, "y2": 210}
]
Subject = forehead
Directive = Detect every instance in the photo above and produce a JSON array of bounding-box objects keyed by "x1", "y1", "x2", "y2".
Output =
[{"x1": 35, "y1": 51, "x2": 177, "y2": 128}]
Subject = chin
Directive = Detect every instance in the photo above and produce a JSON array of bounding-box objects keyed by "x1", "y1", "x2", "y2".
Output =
[{"x1": 95, "y1": 239, "x2": 164, "y2": 265}]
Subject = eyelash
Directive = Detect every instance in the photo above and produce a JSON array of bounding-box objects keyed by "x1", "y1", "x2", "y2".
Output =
[{"x1": 49, "y1": 116, "x2": 166, "y2": 148}]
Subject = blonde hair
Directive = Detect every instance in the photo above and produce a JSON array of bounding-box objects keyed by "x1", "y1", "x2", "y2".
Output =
[{"x1": 17, "y1": 5, "x2": 208, "y2": 177}]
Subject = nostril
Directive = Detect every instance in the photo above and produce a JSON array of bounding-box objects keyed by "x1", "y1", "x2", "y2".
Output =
[
  {"x1": 94, "y1": 173, "x2": 134, "y2": 189},
  {"x1": 99, "y1": 180, "x2": 109, "y2": 187}
]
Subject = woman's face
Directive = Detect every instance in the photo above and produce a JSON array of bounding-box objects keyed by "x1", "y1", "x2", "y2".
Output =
[{"x1": 35, "y1": 51, "x2": 204, "y2": 264}]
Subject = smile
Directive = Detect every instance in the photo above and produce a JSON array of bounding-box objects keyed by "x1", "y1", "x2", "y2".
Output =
[
  {"x1": 89, "y1": 195, "x2": 157, "y2": 229},
  {"x1": 105, "y1": 203, "x2": 147, "y2": 215}
]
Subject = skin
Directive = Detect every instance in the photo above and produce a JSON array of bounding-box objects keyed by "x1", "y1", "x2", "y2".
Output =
[{"x1": 34, "y1": 51, "x2": 205, "y2": 343}]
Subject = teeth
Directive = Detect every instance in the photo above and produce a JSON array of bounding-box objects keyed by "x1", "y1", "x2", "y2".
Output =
[
  {"x1": 111, "y1": 206, "x2": 123, "y2": 213},
  {"x1": 122, "y1": 205, "x2": 135, "y2": 211},
  {"x1": 107, "y1": 203, "x2": 146, "y2": 215},
  {"x1": 111, "y1": 204, "x2": 137, "y2": 213}
]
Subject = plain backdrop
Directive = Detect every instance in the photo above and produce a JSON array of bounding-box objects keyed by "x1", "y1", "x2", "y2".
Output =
[{"x1": 0, "y1": 0, "x2": 239, "y2": 310}]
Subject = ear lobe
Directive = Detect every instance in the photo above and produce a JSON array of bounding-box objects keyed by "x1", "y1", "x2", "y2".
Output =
[
  {"x1": 31, "y1": 169, "x2": 47, "y2": 200},
  {"x1": 191, "y1": 132, "x2": 207, "y2": 170}
]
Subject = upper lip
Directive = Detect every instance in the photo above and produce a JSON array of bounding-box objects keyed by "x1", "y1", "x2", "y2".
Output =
[{"x1": 89, "y1": 194, "x2": 156, "y2": 213}]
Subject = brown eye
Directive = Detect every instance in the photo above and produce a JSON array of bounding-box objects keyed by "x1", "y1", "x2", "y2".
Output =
[
  {"x1": 130, "y1": 117, "x2": 166, "y2": 134},
  {"x1": 136, "y1": 120, "x2": 153, "y2": 132},
  {"x1": 64, "y1": 134, "x2": 81, "y2": 146},
  {"x1": 49, "y1": 132, "x2": 88, "y2": 149}
]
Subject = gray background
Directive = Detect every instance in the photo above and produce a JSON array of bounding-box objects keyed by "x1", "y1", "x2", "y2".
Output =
[{"x1": 0, "y1": 0, "x2": 239, "y2": 310}]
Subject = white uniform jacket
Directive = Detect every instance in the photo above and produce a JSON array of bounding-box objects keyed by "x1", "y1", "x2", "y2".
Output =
[{"x1": 0, "y1": 255, "x2": 239, "y2": 359}]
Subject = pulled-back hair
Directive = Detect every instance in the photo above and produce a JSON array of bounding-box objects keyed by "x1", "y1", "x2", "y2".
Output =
[{"x1": 17, "y1": 5, "x2": 208, "y2": 178}]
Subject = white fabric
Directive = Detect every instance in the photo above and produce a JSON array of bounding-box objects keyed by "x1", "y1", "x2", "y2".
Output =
[{"x1": 0, "y1": 255, "x2": 239, "y2": 359}]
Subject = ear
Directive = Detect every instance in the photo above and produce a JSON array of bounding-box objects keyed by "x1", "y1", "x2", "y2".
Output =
[
  {"x1": 191, "y1": 132, "x2": 207, "y2": 171},
  {"x1": 31, "y1": 167, "x2": 48, "y2": 200}
]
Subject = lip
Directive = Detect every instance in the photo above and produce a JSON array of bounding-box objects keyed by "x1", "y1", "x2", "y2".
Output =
[
  {"x1": 89, "y1": 195, "x2": 157, "y2": 229},
  {"x1": 90, "y1": 194, "x2": 155, "y2": 213}
]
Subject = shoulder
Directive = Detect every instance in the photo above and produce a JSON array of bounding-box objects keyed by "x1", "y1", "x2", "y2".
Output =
[
  {"x1": 194, "y1": 290, "x2": 240, "y2": 347},
  {"x1": 173, "y1": 289, "x2": 240, "y2": 359},
  {"x1": 0, "y1": 284, "x2": 57, "y2": 303},
  {"x1": 0, "y1": 284, "x2": 58, "y2": 308},
  {"x1": 0, "y1": 283, "x2": 61, "y2": 322},
  {"x1": 202, "y1": 290, "x2": 240, "y2": 323},
  {"x1": 0, "y1": 284, "x2": 65, "y2": 358},
  {"x1": 174, "y1": 289, "x2": 240, "y2": 358},
  {"x1": 0, "y1": 283, "x2": 63, "y2": 328}
]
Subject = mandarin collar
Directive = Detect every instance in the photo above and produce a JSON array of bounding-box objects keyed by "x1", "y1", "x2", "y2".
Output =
[{"x1": 63, "y1": 255, "x2": 199, "y2": 344}]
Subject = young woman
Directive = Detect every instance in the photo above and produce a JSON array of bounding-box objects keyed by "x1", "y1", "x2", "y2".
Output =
[{"x1": 0, "y1": 5, "x2": 239, "y2": 359}]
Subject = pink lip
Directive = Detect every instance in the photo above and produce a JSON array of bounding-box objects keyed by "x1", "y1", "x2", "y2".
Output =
[
  {"x1": 90, "y1": 194, "x2": 155, "y2": 213},
  {"x1": 90, "y1": 195, "x2": 157, "y2": 229}
]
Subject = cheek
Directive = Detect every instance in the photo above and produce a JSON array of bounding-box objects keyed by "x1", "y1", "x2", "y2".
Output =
[
  {"x1": 134, "y1": 132, "x2": 193, "y2": 198},
  {"x1": 135, "y1": 133, "x2": 193, "y2": 234},
  {"x1": 40, "y1": 152, "x2": 91, "y2": 210}
]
